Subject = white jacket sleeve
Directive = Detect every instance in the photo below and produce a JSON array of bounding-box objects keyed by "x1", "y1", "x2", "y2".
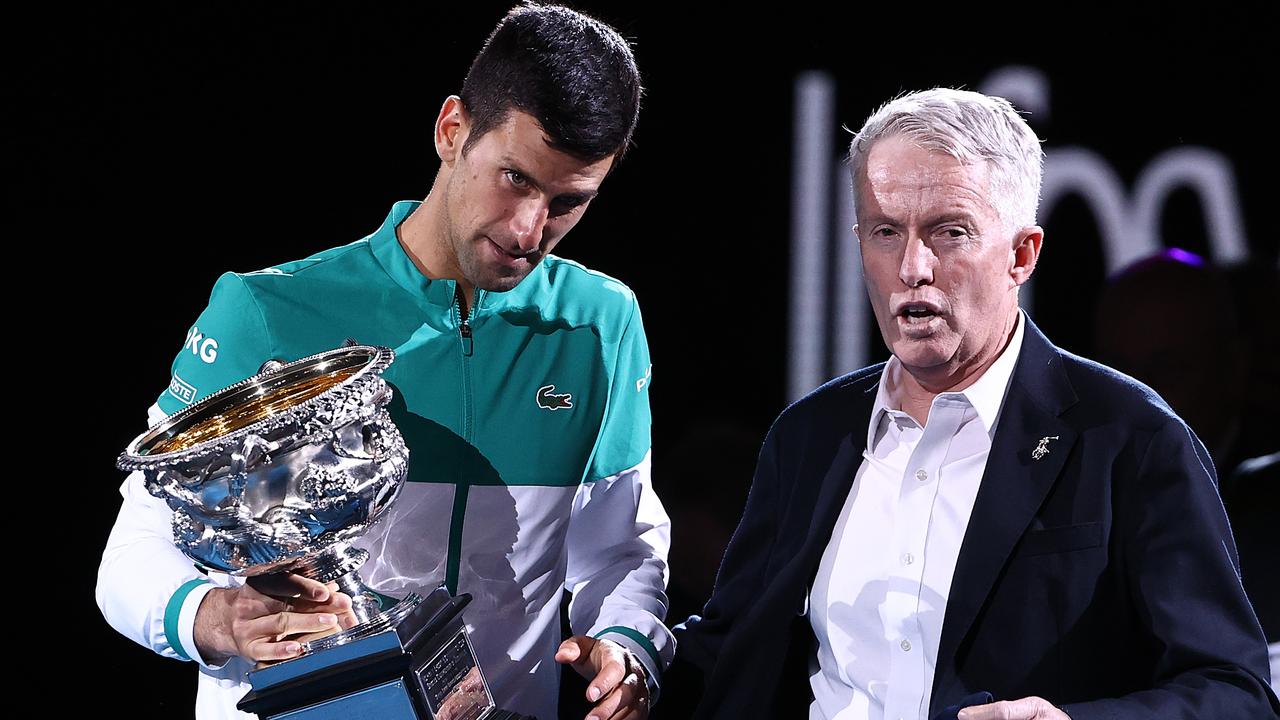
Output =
[
  {"x1": 99, "y1": 272, "x2": 270, "y2": 670},
  {"x1": 565, "y1": 448, "x2": 674, "y2": 693},
  {"x1": 95, "y1": 404, "x2": 231, "y2": 669}
]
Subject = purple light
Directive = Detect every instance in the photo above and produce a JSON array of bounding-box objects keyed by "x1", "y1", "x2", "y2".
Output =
[{"x1": 1160, "y1": 247, "x2": 1207, "y2": 267}]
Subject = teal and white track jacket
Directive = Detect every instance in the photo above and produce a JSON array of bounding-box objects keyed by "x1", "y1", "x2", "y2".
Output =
[{"x1": 97, "y1": 201, "x2": 673, "y2": 720}]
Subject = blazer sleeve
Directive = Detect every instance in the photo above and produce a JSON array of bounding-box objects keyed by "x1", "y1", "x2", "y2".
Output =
[
  {"x1": 666, "y1": 421, "x2": 786, "y2": 700},
  {"x1": 1060, "y1": 418, "x2": 1279, "y2": 719}
]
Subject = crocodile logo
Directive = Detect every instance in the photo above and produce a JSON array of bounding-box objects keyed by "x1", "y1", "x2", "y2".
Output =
[{"x1": 536, "y1": 384, "x2": 573, "y2": 411}]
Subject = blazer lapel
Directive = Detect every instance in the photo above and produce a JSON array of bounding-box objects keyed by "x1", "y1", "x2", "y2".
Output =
[
  {"x1": 769, "y1": 370, "x2": 883, "y2": 697},
  {"x1": 797, "y1": 371, "x2": 883, "y2": 602},
  {"x1": 932, "y1": 318, "x2": 1079, "y2": 706}
]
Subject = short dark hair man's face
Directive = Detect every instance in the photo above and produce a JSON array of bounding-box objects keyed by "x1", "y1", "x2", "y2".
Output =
[{"x1": 441, "y1": 105, "x2": 612, "y2": 293}]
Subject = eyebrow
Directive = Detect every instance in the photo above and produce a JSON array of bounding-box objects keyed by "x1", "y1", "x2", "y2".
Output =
[
  {"x1": 921, "y1": 211, "x2": 978, "y2": 227},
  {"x1": 859, "y1": 210, "x2": 978, "y2": 227},
  {"x1": 502, "y1": 157, "x2": 599, "y2": 205}
]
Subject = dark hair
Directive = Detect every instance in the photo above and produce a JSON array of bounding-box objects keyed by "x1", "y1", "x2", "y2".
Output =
[{"x1": 459, "y1": 3, "x2": 642, "y2": 162}]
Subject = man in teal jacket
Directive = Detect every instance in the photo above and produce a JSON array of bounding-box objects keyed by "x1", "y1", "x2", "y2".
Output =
[{"x1": 97, "y1": 6, "x2": 671, "y2": 720}]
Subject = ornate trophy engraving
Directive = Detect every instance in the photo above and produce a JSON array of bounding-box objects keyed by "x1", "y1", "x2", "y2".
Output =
[{"x1": 118, "y1": 346, "x2": 528, "y2": 720}]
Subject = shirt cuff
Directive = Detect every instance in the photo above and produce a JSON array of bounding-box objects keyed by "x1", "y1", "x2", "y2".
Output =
[
  {"x1": 592, "y1": 626, "x2": 663, "y2": 700},
  {"x1": 166, "y1": 578, "x2": 226, "y2": 669}
]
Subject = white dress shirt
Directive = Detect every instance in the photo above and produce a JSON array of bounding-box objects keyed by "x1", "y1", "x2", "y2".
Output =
[{"x1": 809, "y1": 312, "x2": 1025, "y2": 720}]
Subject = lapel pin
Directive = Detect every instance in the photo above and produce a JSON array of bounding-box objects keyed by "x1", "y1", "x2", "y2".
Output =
[{"x1": 1032, "y1": 435, "x2": 1060, "y2": 460}]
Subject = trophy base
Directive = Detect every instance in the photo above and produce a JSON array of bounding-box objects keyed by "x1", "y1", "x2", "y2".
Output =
[{"x1": 238, "y1": 586, "x2": 534, "y2": 720}]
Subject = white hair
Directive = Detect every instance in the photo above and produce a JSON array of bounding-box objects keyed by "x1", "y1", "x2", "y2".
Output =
[{"x1": 848, "y1": 88, "x2": 1045, "y2": 228}]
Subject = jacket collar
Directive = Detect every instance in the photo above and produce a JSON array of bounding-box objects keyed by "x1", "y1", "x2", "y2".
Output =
[
  {"x1": 868, "y1": 310, "x2": 1028, "y2": 447},
  {"x1": 368, "y1": 200, "x2": 549, "y2": 315}
]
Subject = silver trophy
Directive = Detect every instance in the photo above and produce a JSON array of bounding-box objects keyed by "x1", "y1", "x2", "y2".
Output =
[
  {"x1": 119, "y1": 344, "x2": 420, "y2": 649},
  {"x1": 118, "y1": 345, "x2": 524, "y2": 719}
]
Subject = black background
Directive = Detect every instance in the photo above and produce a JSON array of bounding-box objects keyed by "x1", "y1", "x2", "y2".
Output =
[{"x1": 28, "y1": 3, "x2": 1272, "y2": 716}]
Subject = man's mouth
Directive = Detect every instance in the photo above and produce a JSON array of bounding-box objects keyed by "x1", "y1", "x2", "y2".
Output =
[
  {"x1": 897, "y1": 302, "x2": 941, "y2": 322},
  {"x1": 487, "y1": 237, "x2": 530, "y2": 264}
]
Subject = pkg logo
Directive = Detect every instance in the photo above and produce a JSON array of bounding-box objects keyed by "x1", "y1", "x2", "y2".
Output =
[
  {"x1": 168, "y1": 373, "x2": 198, "y2": 405},
  {"x1": 636, "y1": 364, "x2": 652, "y2": 392},
  {"x1": 536, "y1": 384, "x2": 573, "y2": 411},
  {"x1": 184, "y1": 326, "x2": 219, "y2": 364},
  {"x1": 243, "y1": 267, "x2": 293, "y2": 277}
]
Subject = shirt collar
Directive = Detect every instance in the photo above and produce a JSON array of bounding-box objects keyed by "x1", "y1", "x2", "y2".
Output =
[
  {"x1": 867, "y1": 309, "x2": 1026, "y2": 447},
  {"x1": 368, "y1": 200, "x2": 459, "y2": 309},
  {"x1": 367, "y1": 200, "x2": 550, "y2": 314}
]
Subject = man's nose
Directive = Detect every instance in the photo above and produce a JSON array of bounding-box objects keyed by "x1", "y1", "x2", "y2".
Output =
[
  {"x1": 510, "y1": 199, "x2": 549, "y2": 253},
  {"x1": 898, "y1": 233, "x2": 936, "y2": 288}
]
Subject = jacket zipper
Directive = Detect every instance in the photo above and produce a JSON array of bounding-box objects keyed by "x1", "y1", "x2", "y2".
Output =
[
  {"x1": 445, "y1": 283, "x2": 478, "y2": 594},
  {"x1": 458, "y1": 286, "x2": 474, "y2": 358}
]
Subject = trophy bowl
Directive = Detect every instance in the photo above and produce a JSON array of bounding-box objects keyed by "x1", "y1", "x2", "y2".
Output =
[{"x1": 118, "y1": 344, "x2": 419, "y2": 652}]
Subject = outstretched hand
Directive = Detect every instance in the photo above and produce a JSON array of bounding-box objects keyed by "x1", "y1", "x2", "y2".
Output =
[{"x1": 555, "y1": 635, "x2": 649, "y2": 720}]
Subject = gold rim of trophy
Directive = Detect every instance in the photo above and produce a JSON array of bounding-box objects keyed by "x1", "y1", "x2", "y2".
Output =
[{"x1": 149, "y1": 366, "x2": 362, "y2": 454}]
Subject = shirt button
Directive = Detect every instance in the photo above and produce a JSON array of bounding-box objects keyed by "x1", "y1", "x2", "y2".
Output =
[
  {"x1": 900, "y1": 639, "x2": 912, "y2": 652},
  {"x1": 915, "y1": 469, "x2": 928, "y2": 482},
  {"x1": 902, "y1": 553, "x2": 915, "y2": 565}
]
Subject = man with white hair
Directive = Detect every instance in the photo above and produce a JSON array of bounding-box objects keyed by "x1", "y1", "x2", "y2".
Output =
[{"x1": 669, "y1": 89, "x2": 1278, "y2": 719}]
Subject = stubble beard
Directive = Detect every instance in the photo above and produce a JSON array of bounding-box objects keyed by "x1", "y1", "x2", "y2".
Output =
[
  {"x1": 453, "y1": 230, "x2": 539, "y2": 294},
  {"x1": 443, "y1": 194, "x2": 527, "y2": 294},
  {"x1": 442, "y1": 176, "x2": 543, "y2": 295}
]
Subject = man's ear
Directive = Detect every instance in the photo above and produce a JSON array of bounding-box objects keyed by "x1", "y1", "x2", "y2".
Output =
[
  {"x1": 434, "y1": 95, "x2": 469, "y2": 165},
  {"x1": 1010, "y1": 225, "x2": 1043, "y2": 287}
]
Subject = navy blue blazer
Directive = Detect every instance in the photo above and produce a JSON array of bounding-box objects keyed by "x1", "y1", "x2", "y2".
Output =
[{"x1": 669, "y1": 318, "x2": 1277, "y2": 719}]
